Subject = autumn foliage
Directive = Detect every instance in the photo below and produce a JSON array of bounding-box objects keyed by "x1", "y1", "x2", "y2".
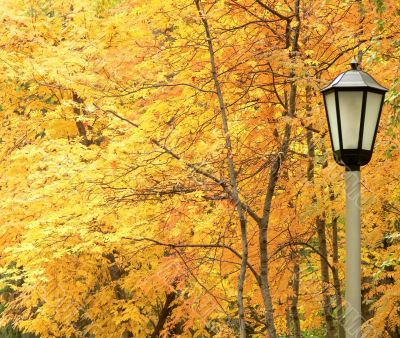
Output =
[{"x1": 0, "y1": 0, "x2": 399, "y2": 337}]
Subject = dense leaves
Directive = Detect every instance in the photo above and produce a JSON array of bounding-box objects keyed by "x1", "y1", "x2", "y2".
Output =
[{"x1": 0, "y1": 0, "x2": 399, "y2": 337}]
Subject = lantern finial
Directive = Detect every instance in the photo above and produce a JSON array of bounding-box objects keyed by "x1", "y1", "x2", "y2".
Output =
[{"x1": 350, "y1": 58, "x2": 359, "y2": 70}]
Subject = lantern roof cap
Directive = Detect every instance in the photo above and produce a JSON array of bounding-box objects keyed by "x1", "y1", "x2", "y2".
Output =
[{"x1": 321, "y1": 60, "x2": 388, "y2": 93}]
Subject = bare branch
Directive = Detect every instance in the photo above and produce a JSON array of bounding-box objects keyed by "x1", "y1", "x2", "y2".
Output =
[
  {"x1": 254, "y1": 0, "x2": 292, "y2": 21},
  {"x1": 124, "y1": 237, "x2": 260, "y2": 284}
]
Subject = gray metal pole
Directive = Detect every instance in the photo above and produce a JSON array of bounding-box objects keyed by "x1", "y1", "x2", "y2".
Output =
[{"x1": 345, "y1": 170, "x2": 361, "y2": 338}]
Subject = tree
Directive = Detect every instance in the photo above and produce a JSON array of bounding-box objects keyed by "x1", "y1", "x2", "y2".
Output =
[{"x1": 0, "y1": 0, "x2": 399, "y2": 337}]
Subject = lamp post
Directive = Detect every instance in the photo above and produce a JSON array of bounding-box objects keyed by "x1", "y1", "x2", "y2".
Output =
[{"x1": 321, "y1": 60, "x2": 387, "y2": 338}]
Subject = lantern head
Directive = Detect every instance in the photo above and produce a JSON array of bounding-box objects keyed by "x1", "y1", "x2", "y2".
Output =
[{"x1": 321, "y1": 59, "x2": 388, "y2": 171}]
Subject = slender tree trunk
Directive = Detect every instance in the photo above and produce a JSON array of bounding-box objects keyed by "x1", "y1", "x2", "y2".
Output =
[
  {"x1": 331, "y1": 216, "x2": 345, "y2": 338},
  {"x1": 285, "y1": 304, "x2": 291, "y2": 337},
  {"x1": 286, "y1": 259, "x2": 300, "y2": 337},
  {"x1": 151, "y1": 292, "x2": 178, "y2": 338},
  {"x1": 290, "y1": 262, "x2": 301, "y2": 338},
  {"x1": 259, "y1": 155, "x2": 281, "y2": 338},
  {"x1": 196, "y1": 1, "x2": 304, "y2": 336},
  {"x1": 305, "y1": 86, "x2": 315, "y2": 182},
  {"x1": 288, "y1": 11, "x2": 301, "y2": 337},
  {"x1": 258, "y1": 2, "x2": 301, "y2": 335},
  {"x1": 317, "y1": 217, "x2": 336, "y2": 338},
  {"x1": 325, "y1": 146, "x2": 344, "y2": 337},
  {"x1": 306, "y1": 85, "x2": 335, "y2": 337},
  {"x1": 72, "y1": 92, "x2": 90, "y2": 146},
  {"x1": 194, "y1": 1, "x2": 249, "y2": 336},
  {"x1": 104, "y1": 253, "x2": 134, "y2": 337},
  {"x1": 258, "y1": 93, "x2": 294, "y2": 338}
]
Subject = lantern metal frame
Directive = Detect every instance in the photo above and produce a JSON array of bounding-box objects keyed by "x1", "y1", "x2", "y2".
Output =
[{"x1": 321, "y1": 60, "x2": 387, "y2": 171}]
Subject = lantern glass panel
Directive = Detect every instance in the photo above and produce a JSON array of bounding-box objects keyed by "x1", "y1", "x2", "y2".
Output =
[
  {"x1": 325, "y1": 92, "x2": 340, "y2": 151},
  {"x1": 362, "y1": 92, "x2": 383, "y2": 150},
  {"x1": 338, "y1": 91, "x2": 363, "y2": 149}
]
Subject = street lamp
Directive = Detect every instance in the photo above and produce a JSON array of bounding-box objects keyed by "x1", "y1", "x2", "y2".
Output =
[{"x1": 321, "y1": 60, "x2": 387, "y2": 338}]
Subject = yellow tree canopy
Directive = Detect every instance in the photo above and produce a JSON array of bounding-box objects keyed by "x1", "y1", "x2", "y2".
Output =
[{"x1": 0, "y1": 0, "x2": 399, "y2": 337}]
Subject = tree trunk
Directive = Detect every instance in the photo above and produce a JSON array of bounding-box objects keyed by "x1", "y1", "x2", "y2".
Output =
[
  {"x1": 194, "y1": 1, "x2": 249, "y2": 336},
  {"x1": 286, "y1": 259, "x2": 301, "y2": 337},
  {"x1": 151, "y1": 292, "x2": 178, "y2": 338},
  {"x1": 259, "y1": 154, "x2": 282, "y2": 338},
  {"x1": 290, "y1": 262, "x2": 301, "y2": 338},
  {"x1": 306, "y1": 84, "x2": 335, "y2": 338},
  {"x1": 331, "y1": 216, "x2": 345, "y2": 338},
  {"x1": 317, "y1": 217, "x2": 336, "y2": 338},
  {"x1": 285, "y1": 303, "x2": 291, "y2": 337},
  {"x1": 72, "y1": 92, "x2": 90, "y2": 146},
  {"x1": 258, "y1": 0, "x2": 301, "y2": 333}
]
